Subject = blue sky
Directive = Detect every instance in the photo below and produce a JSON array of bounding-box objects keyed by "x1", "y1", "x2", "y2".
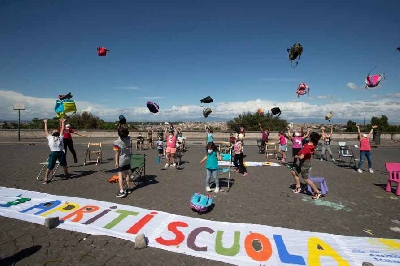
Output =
[{"x1": 1, "y1": 0, "x2": 399, "y2": 123}]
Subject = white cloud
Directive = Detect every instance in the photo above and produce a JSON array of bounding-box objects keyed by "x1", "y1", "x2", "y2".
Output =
[
  {"x1": 1, "y1": 90, "x2": 400, "y2": 123},
  {"x1": 347, "y1": 82, "x2": 359, "y2": 90}
]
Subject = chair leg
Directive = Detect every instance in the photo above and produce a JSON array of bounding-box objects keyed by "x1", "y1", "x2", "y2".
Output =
[
  {"x1": 396, "y1": 183, "x2": 400, "y2": 196},
  {"x1": 386, "y1": 181, "x2": 392, "y2": 192}
]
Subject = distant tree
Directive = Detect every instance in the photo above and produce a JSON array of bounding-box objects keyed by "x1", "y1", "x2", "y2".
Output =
[
  {"x1": 345, "y1": 120, "x2": 357, "y2": 132},
  {"x1": 227, "y1": 111, "x2": 288, "y2": 131},
  {"x1": 370, "y1": 115, "x2": 390, "y2": 132}
]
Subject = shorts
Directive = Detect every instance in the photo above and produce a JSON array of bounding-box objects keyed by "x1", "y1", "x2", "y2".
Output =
[
  {"x1": 158, "y1": 148, "x2": 163, "y2": 155},
  {"x1": 166, "y1": 147, "x2": 176, "y2": 154},
  {"x1": 293, "y1": 161, "x2": 312, "y2": 179},
  {"x1": 279, "y1": 144, "x2": 287, "y2": 152},
  {"x1": 47, "y1": 151, "x2": 67, "y2": 170},
  {"x1": 292, "y1": 148, "x2": 301, "y2": 158},
  {"x1": 117, "y1": 164, "x2": 131, "y2": 172}
]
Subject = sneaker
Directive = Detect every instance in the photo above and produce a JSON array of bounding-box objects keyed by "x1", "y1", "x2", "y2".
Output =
[
  {"x1": 172, "y1": 163, "x2": 176, "y2": 167},
  {"x1": 368, "y1": 168, "x2": 374, "y2": 173},
  {"x1": 206, "y1": 186, "x2": 212, "y2": 192},
  {"x1": 165, "y1": 163, "x2": 169, "y2": 168},
  {"x1": 312, "y1": 191, "x2": 322, "y2": 200},
  {"x1": 116, "y1": 190, "x2": 127, "y2": 198},
  {"x1": 320, "y1": 158, "x2": 323, "y2": 162},
  {"x1": 331, "y1": 158, "x2": 335, "y2": 162},
  {"x1": 125, "y1": 188, "x2": 132, "y2": 194},
  {"x1": 214, "y1": 187, "x2": 220, "y2": 193},
  {"x1": 357, "y1": 169, "x2": 363, "y2": 173},
  {"x1": 292, "y1": 186, "x2": 302, "y2": 193}
]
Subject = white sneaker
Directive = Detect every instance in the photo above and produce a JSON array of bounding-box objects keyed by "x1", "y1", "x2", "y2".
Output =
[
  {"x1": 165, "y1": 163, "x2": 169, "y2": 168},
  {"x1": 357, "y1": 169, "x2": 363, "y2": 173},
  {"x1": 172, "y1": 163, "x2": 176, "y2": 167},
  {"x1": 214, "y1": 187, "x2": 220, "y2": 193},
  {"x1": 206, "y1": 186, "x2": 212, "y2": 192},
  {"x1": 369, "y1": 168, "x2": 374, "y2": 173}
]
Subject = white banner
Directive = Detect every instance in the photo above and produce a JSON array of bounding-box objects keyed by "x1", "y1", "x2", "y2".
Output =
[{"x1": 0, "y1": 187, "x2": 399, "y2": 266}]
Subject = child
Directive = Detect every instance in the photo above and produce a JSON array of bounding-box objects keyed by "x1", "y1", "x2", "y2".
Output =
[
  {"x1": 320, "y1": 126, "x2": 335, "y2": 162},
  {"x1": 164, "y1": 126, "x2": 178, "y2": 168},
  {"x1": 233, "y1": 136, "x2": 248, "y2": 177},
  {"x1": 205, "y1": 126, "x2": 214, "y2": 152},
  {"x1": 278, "y1": 131, "x2": 288, "y2": 163},
  {"x1": 287, "y1": 127, "x2": 309, "y2": 166},
  {"x1": 136, "y1": 132, "x2": 144, "y2": 150},
  {"x1": 43, "y1": 118, "x2": 69, "y2": 184},
  {"x1": 291, "y1": 132, "x2": 322, "y2": 200},
  {"x1": 113, "y1": 126, "x2": 132, "y2": 198},
  {"x1": 200, "y1": 141, "x2": 222, "y2": 192},
  {"x1": 156, "y1": 136, "x2": 164, "y2": 163},
  {"x1": 62, "y1": 123, "x2": 85, "y2": 163},
  {"x1": 356, "y1": 125, "x2": 378, "y2": 173},
  {"x1": 259, "y1": 123, "x2": 269, "y2": 146}
]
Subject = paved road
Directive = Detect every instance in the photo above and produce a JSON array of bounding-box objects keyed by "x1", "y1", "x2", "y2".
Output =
[{"x1": 0, "y1": 138, "x2": 399, "y2": 265}]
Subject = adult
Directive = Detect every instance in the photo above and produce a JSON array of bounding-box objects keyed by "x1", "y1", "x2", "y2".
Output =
[{"x1": 62, "y1": 123, "x2": 85, "y2": 163}]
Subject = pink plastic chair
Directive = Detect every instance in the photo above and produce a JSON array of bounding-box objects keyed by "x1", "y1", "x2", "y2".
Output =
[{"x1": 385, "y1": 163, "x2": 400, "y2": 196}]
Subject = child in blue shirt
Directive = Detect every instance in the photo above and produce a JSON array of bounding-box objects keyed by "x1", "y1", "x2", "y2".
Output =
[{"x1": 200, "y1": 141, "x2": 222, "y2": 193}]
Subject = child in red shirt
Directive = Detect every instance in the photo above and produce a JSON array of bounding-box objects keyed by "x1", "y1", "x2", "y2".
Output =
[{"x1": 291, "y1": 132, "x2": 322, "y2": 199}]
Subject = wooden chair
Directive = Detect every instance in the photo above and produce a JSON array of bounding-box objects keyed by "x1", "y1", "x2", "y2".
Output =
[
  {"x1": 265, "y1": 142, "x2": 278, "y2": 161},
  {"x1": 84, "y1": 142, "x2": 102, "y2": 165}
]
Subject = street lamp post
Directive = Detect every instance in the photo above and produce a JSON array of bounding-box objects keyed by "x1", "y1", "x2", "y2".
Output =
[{"x1": 13, "y1": 103, "x2": 26, "y2": 141}]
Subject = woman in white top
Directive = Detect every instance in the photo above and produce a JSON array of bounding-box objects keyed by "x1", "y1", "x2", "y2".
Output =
[{"x1": 43, "y1": 118, "x2": 69, "y2": 184}]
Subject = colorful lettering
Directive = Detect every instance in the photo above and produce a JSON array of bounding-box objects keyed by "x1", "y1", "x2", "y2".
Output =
[
  {"x1": 377, "y1": 238, "x2": 400, "y2": 250},
  {"x1": 61, "y1": 205, "x2": 100, "y2": 222},
  {"x1": 187, "y1": 227, "x2": 214, "y2": 251},
  {"x1": 84, "y1": 206, "x2": 117, "y2": 225},
  {"x1": 103, "y1": 210, "x2": 139, "y2": 229},
  {"x1": 308, "y1": 237, "x2": 350, "y2": 266},
  {"x1": 20, "y1": 200, "x2": 61, "y2": 215},
  {"x1": 155, "y1": 221, "x2": 188, "y2": 246},
  {"x1": 41, "y1": 202, "x2": 80, "y2": 217},
  {"x1": 127, "y1": 211, "x2": 158, "y2": 235},
  {"x1": 244, "y1": 232, "x2": 272, "y2": 262},
  {"x1": 0, "y1": 197, "x2": 31, "y2": 207},
  {"x1": 273, "y1": 234, "x2": 305, "y2": 265},
  {"x1": 215, "y1": 230, "x2": 240, "y2": 256}
]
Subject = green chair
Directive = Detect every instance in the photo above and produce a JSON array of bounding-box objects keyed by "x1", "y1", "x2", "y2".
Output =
[{"x1": 130, "y1": 154, "x2": 146, "y2": 186}]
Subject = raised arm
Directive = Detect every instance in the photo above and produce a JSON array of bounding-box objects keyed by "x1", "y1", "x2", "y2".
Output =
[
  {"x1": 59, "y1": 118, "x2": 65, "y2": 136},
  {"x1": 287, "y1": 127, "x2": 293, "y2": 140},
  {"x1": 259, "y1": 123, "x2": 263, "y2": 132},
  {"x1": 303, "y1": 128, "x2": 311, "y2": 139},
  {"x1": 43, "y1": 119, "x2": 49, "y2": 137},
  {"x1": 356, "y1": 125, "x2": 362, "y2": 140},
  {"x1": 368, "y1": 125, "x2": 378, "y2": 138}
]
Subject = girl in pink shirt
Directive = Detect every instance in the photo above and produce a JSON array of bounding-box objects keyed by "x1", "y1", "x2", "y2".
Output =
[{"x1": 356, "y1": 125, "x2": 378, "y2": 173}]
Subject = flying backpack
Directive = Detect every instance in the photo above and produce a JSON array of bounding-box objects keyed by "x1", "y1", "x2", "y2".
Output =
[
  {"x1": 271, "y1": 107, "x2": 281, "y2": 117},
  {"x1": 190, "y1": 193, "x2": 214, "y2": 214},
  {"x1": 203, "y1": 108, "x2": 212, "y2": 118}
]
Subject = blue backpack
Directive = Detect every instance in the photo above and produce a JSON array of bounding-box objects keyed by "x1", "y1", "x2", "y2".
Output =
[{"x1": 190, "y1": 193, "x2": 214, "y2": 214}]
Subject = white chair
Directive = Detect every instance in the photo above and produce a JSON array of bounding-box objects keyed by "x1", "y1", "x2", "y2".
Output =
[{"x1": 338, "y1": 142, "x2": 356, "y2": 166}]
